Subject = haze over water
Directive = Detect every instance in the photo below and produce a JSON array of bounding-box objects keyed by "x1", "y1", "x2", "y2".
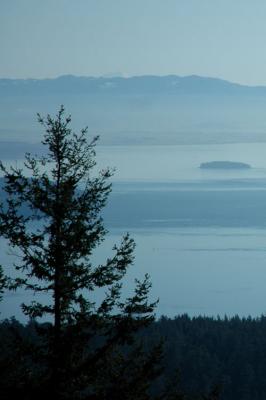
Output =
[
  {"x1": 100, "y1": 142, "x2": 266, "y2": 318},
  {"x1": 3, "y1": 141, "x2": 266, "y2": 320}
]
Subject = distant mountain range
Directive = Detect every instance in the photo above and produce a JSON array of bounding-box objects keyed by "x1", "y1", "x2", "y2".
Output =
[
  {"x1": 1, "y1": 74, "x2": 266, "y2": 96},
  {"x1": 1, "y1": 75, "x2": 266, "y2": 148}
]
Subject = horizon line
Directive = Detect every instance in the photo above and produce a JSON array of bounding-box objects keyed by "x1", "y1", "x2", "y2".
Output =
[{"x1": 0, "y1": 73, "x2": 263, "y2": 88}]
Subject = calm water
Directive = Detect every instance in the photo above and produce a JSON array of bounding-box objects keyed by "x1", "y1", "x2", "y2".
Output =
[
  {"x1": 2, "y1": 142, "x2": 266, "y2": 320},
  {"x1": 103, "y1": 227, "x2": 266, "y2": 318},
  {"x1": 97, "y1": 142, "x2": 266, "y2": 182}
]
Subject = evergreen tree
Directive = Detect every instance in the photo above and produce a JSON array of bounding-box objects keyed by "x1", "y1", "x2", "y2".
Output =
[{"x1": 0, "y1": 106, "x2": 160, "y2": 399}]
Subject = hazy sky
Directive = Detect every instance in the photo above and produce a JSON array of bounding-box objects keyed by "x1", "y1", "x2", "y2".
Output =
[{"x1": 1, "y1": 0, "x2": 266, "y2": 85}]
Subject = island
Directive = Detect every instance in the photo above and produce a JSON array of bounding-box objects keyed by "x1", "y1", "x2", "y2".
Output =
[{"x1": 200, "y1": 161, "x2": 251, "y2": 170}]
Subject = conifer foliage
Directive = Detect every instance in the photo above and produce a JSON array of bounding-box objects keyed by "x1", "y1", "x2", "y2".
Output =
[{"x1": 0, "y1": 106, "x2": 160, "y2": 399}]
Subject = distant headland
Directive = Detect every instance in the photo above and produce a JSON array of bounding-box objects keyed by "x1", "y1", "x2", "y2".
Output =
[{"x1": 200, "y1": 161, "x2": 251, "y2": 170}]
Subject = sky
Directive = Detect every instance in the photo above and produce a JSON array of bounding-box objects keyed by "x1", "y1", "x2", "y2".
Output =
[{"x1": 1, "y1": 0, "x2": 266, "y2": 85}]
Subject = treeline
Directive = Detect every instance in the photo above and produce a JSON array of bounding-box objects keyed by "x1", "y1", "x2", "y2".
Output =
[
  {"x1": 150, "y1": 314, "x2": 266, "y2": 400},
  {"x1": 2, "y1": 314, "x2": 266, "y2": 399}
]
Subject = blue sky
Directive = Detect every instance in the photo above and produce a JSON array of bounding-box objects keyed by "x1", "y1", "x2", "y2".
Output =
[{"x1": 1, "y1": 0, "x2": 266, "y2": 85}]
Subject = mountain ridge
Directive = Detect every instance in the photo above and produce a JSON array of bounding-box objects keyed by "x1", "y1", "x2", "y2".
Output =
[
  {"x1": 1, "y1": 74, "x2": 266, "y2": 145},
  {"x1": 1, "y1": 74, "x2": 266, "y2": 96}
]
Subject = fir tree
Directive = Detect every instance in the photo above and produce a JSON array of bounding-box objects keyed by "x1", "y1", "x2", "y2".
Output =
[{"x1": 0, "y1": 106, "x2": 160, "y2": 399}]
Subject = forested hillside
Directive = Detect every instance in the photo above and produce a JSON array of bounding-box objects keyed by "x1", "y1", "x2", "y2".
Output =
[
  {"x1": 2, "y1": 314, "x2": 266, "y2": 399},
  {"x1": 150, "y1": 315, "x2": 266, "y2": 399}
]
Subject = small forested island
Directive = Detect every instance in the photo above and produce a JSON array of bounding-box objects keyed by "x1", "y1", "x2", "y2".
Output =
[{"x1": 200, "y1": 161, "x2": 251, "y2": 169}]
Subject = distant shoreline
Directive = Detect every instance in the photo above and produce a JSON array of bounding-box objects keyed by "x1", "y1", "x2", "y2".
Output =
[{"x1": 200, "y1": 161, "x2": 251, "y2": 170}]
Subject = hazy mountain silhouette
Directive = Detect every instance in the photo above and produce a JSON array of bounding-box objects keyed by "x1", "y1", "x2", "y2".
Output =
[
  {"x1": 1, "y1": 75, "x2": 266, "y2": 147},
  {"x1": 2, "y1": 74, "x2": 266, "y2": 96}
]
